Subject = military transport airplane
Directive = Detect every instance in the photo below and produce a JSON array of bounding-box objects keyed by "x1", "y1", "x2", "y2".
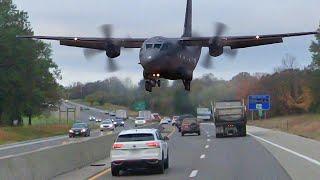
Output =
[{"x1": 17, "y1": 0, "x2": 319, "y2": 92}]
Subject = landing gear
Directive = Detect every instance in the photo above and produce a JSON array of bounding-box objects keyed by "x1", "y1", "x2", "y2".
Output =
[
  {"x1": 145, "y1": 80, "x2": 153, "y2": 92},
  {"x1": 183, "y1": 80, "x2": 191, "y2": 91},
  {"x1": 145, "y1": 79, "x2": 161, "y2": 92},
  {"x1": 157, "y1": 80, "x2": 161, "y2": 87}
]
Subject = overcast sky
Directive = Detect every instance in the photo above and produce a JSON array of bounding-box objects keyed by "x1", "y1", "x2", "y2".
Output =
[{"x1": 14, "y1": 0, "x2": 319, "y2": 86}]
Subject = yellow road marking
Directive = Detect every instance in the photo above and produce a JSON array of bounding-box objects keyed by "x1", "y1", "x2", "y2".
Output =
[
  {"x1": 88, "y1": 168, "x2": 111, "y2": 180},
  {"x1": 89, "y1": 127, "x2": 176, "y2": 179}
]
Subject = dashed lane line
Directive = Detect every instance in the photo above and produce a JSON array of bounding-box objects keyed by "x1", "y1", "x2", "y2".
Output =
[
  {"x1": 189, "y1": 170, "x2": 198, "y2": 178},
  {"x1": 205, "y1": 145, "x2": 209, "y2": 149},
  {"x1": 200, "y1": 154, "x2": 206, "y2": 159}
]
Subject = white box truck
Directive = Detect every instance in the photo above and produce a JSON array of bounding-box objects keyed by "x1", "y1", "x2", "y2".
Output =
[{"x1": 116, "y1": 109, "x2": 128, "y2": 120}]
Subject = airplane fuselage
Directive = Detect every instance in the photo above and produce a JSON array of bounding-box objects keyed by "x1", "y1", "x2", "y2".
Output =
[{"x1": 139, "y1": 36, "x2": 201, "y2": 81}]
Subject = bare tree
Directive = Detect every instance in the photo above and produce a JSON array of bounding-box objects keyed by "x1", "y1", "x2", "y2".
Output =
[{"x1": 274, "y1": 54, "x2": 300, "y2": 72}]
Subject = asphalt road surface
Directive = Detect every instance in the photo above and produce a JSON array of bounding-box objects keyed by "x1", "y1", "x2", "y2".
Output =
[
  {"x1": 98, "y1": 123, "x2": 291, "y2": 180},
  {"x1": 0, "y1": 102, "x2": 133, "y2": 158}
]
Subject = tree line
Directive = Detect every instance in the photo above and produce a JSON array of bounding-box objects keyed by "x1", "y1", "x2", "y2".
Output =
[{"x1": 0, "y1": 0, "x2": 62, "y2": 126}]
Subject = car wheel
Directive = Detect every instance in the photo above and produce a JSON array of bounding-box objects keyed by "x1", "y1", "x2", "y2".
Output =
[
  {"x1": 198, "y1": 131, "x2": 201, "y2": 136},
  {"x1": 181, "y1": 132, "x2": 184, "y2": 136},
  {"x1": 178, "y1": 128, "x2": 181, "y2": 132},
  {"x1": 157, "y1": 155, "x2": 165, "y2": 174},
  {"x1": 164, "y1": 150, "x2": 169, "y2": 169},
  {"x1": 111, "y1": 166, "x2": 120, "y2": 176},
  {"x1": 69, "y1": 135, "x2": 73, "y2": 138}
]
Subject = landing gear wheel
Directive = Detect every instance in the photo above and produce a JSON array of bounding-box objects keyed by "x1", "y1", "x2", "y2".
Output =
[
  {"x1": 183, "y1": 80, "x2": 191, "y2": 91},
  {"x1": 157, "y1": 80, "x2": 161, "y2": 87},
  {"x1": 111, "y1": 166, "x2": 119, "y2": 176},
  {"x1": 145, "y1": 81, "x2": 152, "y2": 92}
]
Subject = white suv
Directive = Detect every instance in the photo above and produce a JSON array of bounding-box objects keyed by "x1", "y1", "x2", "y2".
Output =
[{"x1": 110, "y1": 129, "x2": 169, "y2": 176}]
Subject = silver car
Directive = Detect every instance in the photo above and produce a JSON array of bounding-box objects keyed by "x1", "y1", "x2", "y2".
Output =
[{"x1": 100, "y1": 119, "x2": 115, "y2": 131}]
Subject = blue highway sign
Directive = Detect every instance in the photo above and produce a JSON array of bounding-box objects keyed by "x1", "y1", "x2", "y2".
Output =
[{"x1": 248, "y1": 95, "x2": 270, "y2": 111}]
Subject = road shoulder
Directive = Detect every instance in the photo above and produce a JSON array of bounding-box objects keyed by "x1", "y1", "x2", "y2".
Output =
[{"x1": 248, "y1": 126, "x2": 320, "y2": 180}]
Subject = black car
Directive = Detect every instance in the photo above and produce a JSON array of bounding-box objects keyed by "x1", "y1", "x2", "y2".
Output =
[
  {"x1": 176, "y1": 114, "x2": 194, "y2": 132},
  {"x1": 69, "y1": 123, "x2": 91, "y2": 138},
  {"x1": 113, "y1": 118, "x2": 125, "y2": 127}
]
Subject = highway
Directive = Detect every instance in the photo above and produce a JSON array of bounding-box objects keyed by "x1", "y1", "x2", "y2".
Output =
[
  {"x1": 95, "y1": 123, "x2": 291, "y2": 180},
  {"x1": 0, "y1": 102, "x2": 133, "y2": 158},
  {"x1": 2, "y1": 102, "x2": 320, "y2": 179}
]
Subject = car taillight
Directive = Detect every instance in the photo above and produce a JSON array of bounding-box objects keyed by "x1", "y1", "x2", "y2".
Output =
[
  {"x1": 146, "y1": 141, "x2": 160, "y2": 148},
  {"x1": 113, "y1": 143, "x2": 124, "y2": 149}
]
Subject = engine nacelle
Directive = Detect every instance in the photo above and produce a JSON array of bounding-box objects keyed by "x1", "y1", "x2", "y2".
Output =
[
  {"x1": 209, "y1": 45, "x2": 223, "y2": 57},
  {"x1": 105, "y1": 44, "x2": 121, "y2": 58}
]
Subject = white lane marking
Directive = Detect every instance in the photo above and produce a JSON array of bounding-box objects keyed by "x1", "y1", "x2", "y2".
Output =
[
  {"x1": 205, "y1": 145, "x2": 209, "y2": 149},
  {"x1": 200, "y1": 154, "x2": 206, "y2": 159},
  {"x1": 207, "y1": 135, "x2": 210, "y2": 138},
  {"x1": 207, "y1": 139, "x2": 211, "y2": 142},
  {"x1": 0, "y1": 136, "x2": 67, "y2": 151},
  {"x1": 248, "y1": 133, "x2": 320, "y2": 166},
  {"x1": 189, "y1": 170, "x2": 198, "y2": 178}
]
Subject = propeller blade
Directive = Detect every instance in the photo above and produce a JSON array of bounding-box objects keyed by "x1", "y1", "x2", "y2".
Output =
[
  {"x1": 83, "y1": 49, "x2": 103, "y2": 60},
  {"x1": 100, "y1": 24, "x2": 113, "y2": 38},
  {"x1": 201, "y1": 52, "x2": 214, "y2": 69},
  {"x1": 224, "y1": 47, "x2": 238, "y2": 58},
  {"x1": 105, "y1": 58, "x2": 119, "y2": 72},
  {"x1": 214, "y1": 22, "x2": 227, "y2": 37}
]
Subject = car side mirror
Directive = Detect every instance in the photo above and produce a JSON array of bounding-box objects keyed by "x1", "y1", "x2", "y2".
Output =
[{"x1": 164, "y1": 136, "x2": 169, "y2": 141}]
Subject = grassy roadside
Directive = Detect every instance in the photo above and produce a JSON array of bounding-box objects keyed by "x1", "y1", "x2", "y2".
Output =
[
  {"x1": 0, "y1": 115, "x2": 72, "y2": 145},
  {"x1": 0, "y1": 124, "x2": 71, "y2": 145},
  {"x1": 247, "y1": 114, "x2": 320, "y2": 141},
  {"x1": 72, "y1": 99, "x2": 138, "y2": 117}
]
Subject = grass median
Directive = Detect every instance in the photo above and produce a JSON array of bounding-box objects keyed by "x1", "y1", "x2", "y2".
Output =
[
  {"x1": 247, "y1": 114, "x2": 320, "y2": 141},
  {"x1": 0, "y1": 115, "x2": 72, "y2": 145}
]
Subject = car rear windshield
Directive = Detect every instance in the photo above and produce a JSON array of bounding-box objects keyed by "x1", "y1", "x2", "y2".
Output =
[
  {"x1": 116, "y1": 133, "x2": 154, "y2": 142},
  {"x1": 182, "y1": 118, "x2": 197, "y2": 124}
]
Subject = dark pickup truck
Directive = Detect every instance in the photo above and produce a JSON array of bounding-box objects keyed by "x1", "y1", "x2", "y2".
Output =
[{"x1": 214, "y1": 100, "x2": 247, "y2": 138}]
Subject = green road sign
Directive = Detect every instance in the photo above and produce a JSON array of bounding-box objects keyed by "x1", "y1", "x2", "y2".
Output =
[{"x1": 133, "y1": 101, "x2": 146, "y2": 111}]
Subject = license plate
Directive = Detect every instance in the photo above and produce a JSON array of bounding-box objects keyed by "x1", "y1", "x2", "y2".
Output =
[{"x1": 75, "y1": 132, "x2": 79, "y2": 134}]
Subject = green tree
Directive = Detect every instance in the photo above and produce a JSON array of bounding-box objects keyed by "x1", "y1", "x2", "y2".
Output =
[
  {"x1": 0, "y1": 0, "x2": 61, "y2": 125},
  {"x1": 309, "y1": 24, "x2": 320, "y2": 69}
]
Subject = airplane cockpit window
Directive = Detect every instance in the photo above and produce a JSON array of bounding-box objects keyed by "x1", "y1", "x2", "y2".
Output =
[
  {"x1": 154, "y1": 44, "x2": 162, "y2": 49},
  {"x1": 161, "y1": 43, "x2": 169, "y2": 50},
  {"x1": 146, "y1": 44, "x2": 153, "y2": 49}
]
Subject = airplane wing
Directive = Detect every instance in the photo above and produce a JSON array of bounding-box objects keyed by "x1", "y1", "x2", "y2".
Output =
[
  {"x1": 16, "y1": 36, "x2": 147, "y2": 49},
  {"x1": 180, "y1": 31, "x2": 319, "y2": 49}
]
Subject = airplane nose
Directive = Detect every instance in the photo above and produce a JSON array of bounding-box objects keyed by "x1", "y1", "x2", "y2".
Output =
[{"x1": 140, "y1": 52, "x2": 160, "y2": 66}]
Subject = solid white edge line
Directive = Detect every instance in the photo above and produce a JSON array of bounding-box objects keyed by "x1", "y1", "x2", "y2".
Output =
[
  {"x1": 200, "y1": 154, "x2": 205, "y2": 159},
  {"x1": 248, "y1": 133, "x2": 320, "y2": 166},
  {"x1": 189, "y1": 170, "x2": 198, "y2": 178}
]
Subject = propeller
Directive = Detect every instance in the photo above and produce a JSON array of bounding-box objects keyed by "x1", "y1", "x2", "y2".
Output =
[
  {"x1": 83, "y1": 24, "x2": 119, "y2": 72},
  {"x1": 201, "y1": 22, "x2": 238, "y2": 69}
]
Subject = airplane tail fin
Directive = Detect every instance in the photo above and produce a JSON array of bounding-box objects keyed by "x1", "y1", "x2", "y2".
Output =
[{"x1": 182, "y1": 0, "x2": 192, "y2": 37}]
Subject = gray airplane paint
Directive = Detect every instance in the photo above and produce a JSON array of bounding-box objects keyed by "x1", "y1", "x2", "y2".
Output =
[{"x1": 139, "y1": 0, "x2": 201, "y2": 91}]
